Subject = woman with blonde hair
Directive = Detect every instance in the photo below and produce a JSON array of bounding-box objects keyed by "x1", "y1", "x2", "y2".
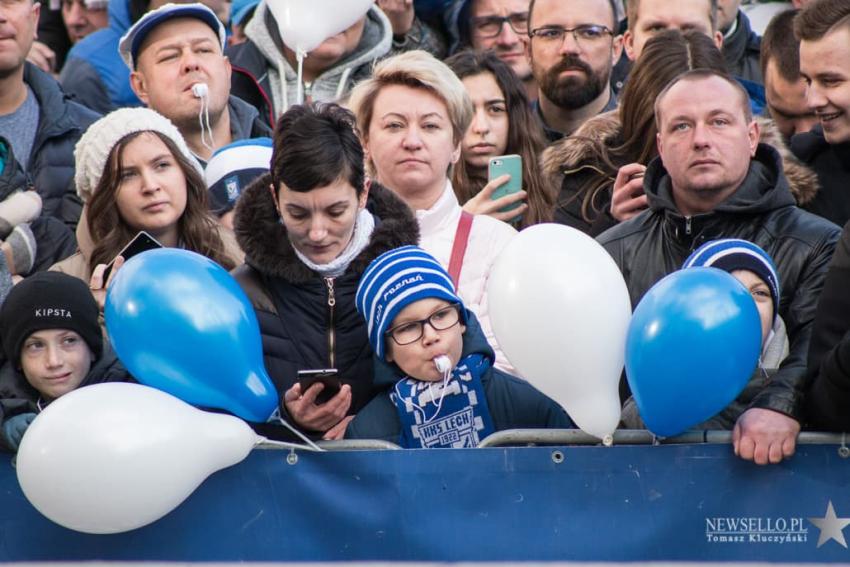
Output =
[{"x1": 349, "y1": 49, "x2": 517, "y2": 374}]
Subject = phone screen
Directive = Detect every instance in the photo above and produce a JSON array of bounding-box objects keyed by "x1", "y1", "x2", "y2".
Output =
[
  {"x1": 488, "y1": 155, "x2": 523, "y2": 213},
  {"x1": 102, "y1": 231, "x2": 163, "y2": 282},
  {"x1": 297, "y1": 369, "x2": 340, "y2": 405}
]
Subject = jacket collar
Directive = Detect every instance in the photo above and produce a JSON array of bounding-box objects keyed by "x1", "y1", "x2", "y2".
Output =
[
  {"x1": 415, "y1": 181, "x2": 461, "y2": 238},
  {"x1": 233, "y1": 173, "x2": 420, "y2": 284}
]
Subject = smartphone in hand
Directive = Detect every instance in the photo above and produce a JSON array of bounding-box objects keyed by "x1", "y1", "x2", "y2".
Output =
[
  {"x1": 102, "y1": 231, "x2": 163, "y2": 282},
  {"x1": 488, "y1": 154, "x2": 523, "y2": 213},
  {"x1": 297, "y1": 369, "x2": 340, "y2": 405}
]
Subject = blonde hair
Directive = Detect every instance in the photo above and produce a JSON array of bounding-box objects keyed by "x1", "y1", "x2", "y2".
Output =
[{"x1": 349, "y1": 50, "x2": 474, "y2": 147}]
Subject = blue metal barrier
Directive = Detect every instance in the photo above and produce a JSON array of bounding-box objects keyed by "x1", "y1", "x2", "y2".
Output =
[{"x1": 1, "y1": 438, "x2": 849, "y2": 562}]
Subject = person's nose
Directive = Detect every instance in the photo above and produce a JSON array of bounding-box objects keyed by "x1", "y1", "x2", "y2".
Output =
[
  {"x1": 470, "y1": 107, "x2": 490, "y2": 135},
  {"x1": 139, "y1": 168, "x2": 162, "y2": 194},
  {"x1": 691, "y1": 121, "x2": 711, "y2": 149},
  {"x1": 421, "y1": 320, "x2": 441, "y2": 345},
  {"x1": 558, "y1": 30, "x2": 582, "y2": 55},
  {"x1": 45, "y1": 344, "x2": 62, "y2": 369},
  {"x1": 307, "y1": 217, "x2": 328, "y2": 242},
  {"x1": 806, "y1": 82, "x2": 827, "y2": 111},
  {"x1": 402, "y1": 124, "x2": 424, "y2": 150},
  {"x1": 66, "y1": 1, "x2": 86, "y2": 27},
  {"x1": 494, "y1": 21, "x2": 519, "y2": 48}
]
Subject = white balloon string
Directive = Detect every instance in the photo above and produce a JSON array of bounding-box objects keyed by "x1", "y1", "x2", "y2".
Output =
[
  {"x1": 276, "y1": 416, "x2": 324, "y2": 451},
  {"x1": 296, "y1": 49, "x2": 305, "y2": 105}
]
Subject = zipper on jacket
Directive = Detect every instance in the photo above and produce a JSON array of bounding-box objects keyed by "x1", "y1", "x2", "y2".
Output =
[
  {"x1": 325, "y1": 277, "x2": 336, "y2": 369},
  {"x1": 684, "y1": 216, "x2": 693, "y2": 236}
]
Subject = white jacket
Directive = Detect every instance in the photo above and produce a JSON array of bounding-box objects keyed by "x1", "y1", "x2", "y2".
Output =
[{"x1": 417, "y1": 182, "x2": 518, "y2": 374}]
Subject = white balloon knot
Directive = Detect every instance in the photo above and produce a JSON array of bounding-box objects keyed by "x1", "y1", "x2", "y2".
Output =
[{"x1": 602, "y1": 434, "x2": 614, "y2": 447}]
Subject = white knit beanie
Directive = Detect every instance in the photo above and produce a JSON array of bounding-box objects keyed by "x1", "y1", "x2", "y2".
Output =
[{"x1": 75, "y1": 107, "x2": 203, "y2": 204}]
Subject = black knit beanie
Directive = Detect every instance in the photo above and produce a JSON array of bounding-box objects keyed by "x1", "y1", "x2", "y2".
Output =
[{"x1": 0, "y1": 272, "x2": 103, "y2": 363}]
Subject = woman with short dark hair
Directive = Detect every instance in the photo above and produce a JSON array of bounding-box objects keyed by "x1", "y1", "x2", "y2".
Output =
[{"x1": 232, "y1": 102, "x2": 419, "y2": 441}]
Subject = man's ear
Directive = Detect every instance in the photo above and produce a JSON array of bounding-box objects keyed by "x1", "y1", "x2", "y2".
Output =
[
  {"x1": 656, "y1": 131, "x2": 664, "y2": 162},
  {"x1": 611, "y1": 34, "x2": 624, "y2": 64},
  {"x1": 713, "y1": 31, "x2": 723, "y2": 50},
  {"x1": 623, "y1": 30, "x2": 637, "y2": 61},
  {"x1": 748, "y1": 119, "x2": 761, "y2": 156},
  {"x1": 129, "y1": 71, "x2": 150, "y2": 104}
]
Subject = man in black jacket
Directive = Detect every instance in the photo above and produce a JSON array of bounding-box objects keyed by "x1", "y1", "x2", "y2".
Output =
[
  {"x1": 597, "y1": 69, "x2": 839, "y2": 465},
  {"x1": 795, "y1": 0, "x2": 850, "y2": 431}
]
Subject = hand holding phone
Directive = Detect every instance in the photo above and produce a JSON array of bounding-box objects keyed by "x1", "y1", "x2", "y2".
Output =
[
  {"x1": 101, "y1": 231, "x2": 163, "y2": 282},
  {"x1": 488, "y1": 155, "x2": 523, "y2": 213},
  {"x1": 297, "y1": 369, "x2": 341, "y2": 406}
]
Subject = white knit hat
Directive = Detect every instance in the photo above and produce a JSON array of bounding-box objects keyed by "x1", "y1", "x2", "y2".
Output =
[{"x1": 74, "y1": 107, "x2": 203, "y2": 204}]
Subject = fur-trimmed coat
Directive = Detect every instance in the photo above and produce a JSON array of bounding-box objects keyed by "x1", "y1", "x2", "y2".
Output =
[
  {"x1": 232, "y1": 175, "x2": 419, "y2": 437},
  {"x1": 542, "y1": 110, "x2": 821, "y2": 236}
]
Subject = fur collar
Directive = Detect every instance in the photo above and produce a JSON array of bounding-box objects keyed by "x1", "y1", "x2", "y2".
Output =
[
  {"x1": 233, "y1": 174, "x2": 419, "y2": 284},
  {"x1": 540, "y1": 110, "x2": 820, "y2": 206}
]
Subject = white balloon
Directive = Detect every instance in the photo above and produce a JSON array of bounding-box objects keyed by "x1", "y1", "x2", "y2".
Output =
[
  {"x1": 268, "y1": 0, "x2": 374, "y2": 54},
  {"x1": 487, "y1": 224, "x2": 631, "y2": 439},
  {"x1": 17, "y1": 383, "x2": 260, "y2": 534}
]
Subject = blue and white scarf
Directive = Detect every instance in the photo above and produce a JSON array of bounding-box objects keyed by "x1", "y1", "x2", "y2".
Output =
[{"x1": 392, "y1": 354, "x2": 495, "y2": 448}]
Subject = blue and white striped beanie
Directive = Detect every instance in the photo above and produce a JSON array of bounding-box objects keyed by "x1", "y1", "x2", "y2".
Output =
[
  {"x1": 356, "y1": 246, "x2": 465, "y2": 361},
  {"x1": 683, "y1": 239, "x2": 781, "y2": 322},
  {"x1": 204, "y1": 137, "x2": 272, "y2": 215}
]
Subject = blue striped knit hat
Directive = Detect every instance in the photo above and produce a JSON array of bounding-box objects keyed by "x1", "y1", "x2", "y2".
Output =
[
  {"x1": 204, "y1": 137, "x2": 272, "y2": 215},
  {"x1": 683, "y1": 239, "x2": 781, "y2": 322},
  {"x1": 356, "y1": 246, "x2": 465, "y2": 361}
]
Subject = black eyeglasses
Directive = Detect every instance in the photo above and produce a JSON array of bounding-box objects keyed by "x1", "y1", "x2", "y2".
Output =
[
  {"x1": 385, "y1": 304, "x2": 462, "y2": 346},
  {"x1": 528, "y1": 24, "x2": 614, "y2": 45},
  {"x1": 471, "y1": 13, "x2": 530, "y2": 38}
]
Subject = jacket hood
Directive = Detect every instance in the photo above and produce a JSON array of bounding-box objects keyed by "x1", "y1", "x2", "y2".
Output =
[
  {"x1": 245, "y1": 2, "x2": 392, "y2": 83},
  {"x1": 370, "y1": 311, "x2": 496, "y2": 389},
  {"x1": 644, "y1": 142, "x2": 797, "y2": 216},
  {"x1": 542, "y1": 111, "x2": 819, "y2": 206},
  {"x1": 233, "y1": 173, "x2": 420, "y2": 285},
  {"x1": 108, "y1": 0, "x2": 132, "y2": 32},
  {"x1": 228, "y1": 94, "x2": 267, "y2": 139}
]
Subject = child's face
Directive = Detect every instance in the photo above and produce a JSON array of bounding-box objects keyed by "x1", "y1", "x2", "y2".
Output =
[
  {"x1": 731, "y1": 269, "x2": 773, "y2": 346},
  {"x1": 386, "y1": 298, "x2": 466, "y2": 382},
  {"x1": 20, "y1": 329, "x2": 94, "y2": 401}
]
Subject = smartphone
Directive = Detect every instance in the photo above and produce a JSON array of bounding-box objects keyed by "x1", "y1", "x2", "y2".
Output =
[
  {"x1": 297, "y1": 369, "x2": 340, "y2": 405},
  {"x1": 488, "y1": 155, "x2": 523, "y2": 213},
  {"x1": 102, "y1": 231, "x2": 163, "y2": 282}
]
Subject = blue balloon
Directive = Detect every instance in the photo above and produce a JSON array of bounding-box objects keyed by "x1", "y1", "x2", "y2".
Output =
[
  {"x1": 625, "y1": 267, "x2": 762, "y2": 437},
  {"x1": 105, "y1": 249, "x2": 278, "y2": 422}
]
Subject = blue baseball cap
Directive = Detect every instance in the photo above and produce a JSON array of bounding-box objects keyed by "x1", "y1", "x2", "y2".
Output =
[{"x1": 119, "y1": 2, "x2": 226, "y2": 69}]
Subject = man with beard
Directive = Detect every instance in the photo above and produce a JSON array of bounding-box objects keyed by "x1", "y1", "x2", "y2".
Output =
[
  {"x1": 525, "y1": 0, "x2": 621, "y2": 142},
  {"x1": 120, "y1": 3, "x2": 270, "y2": 163}
]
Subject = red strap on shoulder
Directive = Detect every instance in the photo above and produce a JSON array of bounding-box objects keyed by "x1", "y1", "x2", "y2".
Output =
[{"x1": 448, "y1": 211, "x2": 474, "y2": 290}]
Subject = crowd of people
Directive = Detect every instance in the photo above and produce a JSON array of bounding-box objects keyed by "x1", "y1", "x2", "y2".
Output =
[{"x1": 0, "y1": 0, "x2": 848, "y2": 465}]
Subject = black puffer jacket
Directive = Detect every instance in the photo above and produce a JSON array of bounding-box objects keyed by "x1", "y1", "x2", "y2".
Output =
[
  {"x1": 791, "y1": 125, "x2": 850, "y2": 227},
  {"x1": 805, "y1": 225, "x2": 850, "y2": 431},
  {"x1": 597, "y1": 144, "x2": 840, "y2": 420},
  {"x1": 0, "y1": 138, "x2": 75, "y2": 272},
  {"x1": 232, "y1": 175, "x2": 419, "y2": 438},
  {"x1": 722, "y1": 10, "x2": 762, "y2": 86},
  {"x1": 24, "y1": 63, "x2": 100, "y2": 227}
]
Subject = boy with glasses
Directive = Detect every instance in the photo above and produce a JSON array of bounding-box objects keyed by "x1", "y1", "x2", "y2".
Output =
[{"x1": 347, "y1": 246, "x2": 570, "y2": 448}]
